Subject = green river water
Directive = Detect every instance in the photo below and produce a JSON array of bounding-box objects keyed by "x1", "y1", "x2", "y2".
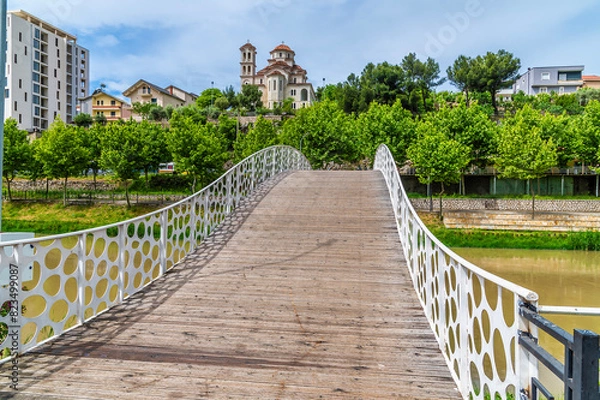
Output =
[{"x1": 454, "y1": 247, "x2": 600, "y2": 396}]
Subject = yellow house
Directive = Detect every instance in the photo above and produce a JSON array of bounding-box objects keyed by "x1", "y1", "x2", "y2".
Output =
[{"x1": 79, "y1": 89, "x2": 131, "y2": 122}]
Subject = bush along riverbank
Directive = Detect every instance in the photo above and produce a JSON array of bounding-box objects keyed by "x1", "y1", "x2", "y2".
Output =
[{"x1": 419, "y1": 212, "x2": 600, "y2": 251}]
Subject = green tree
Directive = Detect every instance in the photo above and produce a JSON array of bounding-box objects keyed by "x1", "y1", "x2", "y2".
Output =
[
  {"x1": 82, "y1": 123, "x2": 105, "y2": 190},
  {"x1": 495, "y1": 105, "x2": 558, "y2": 219},
  {"x1": 167, "y1": 113, "x2": 229, "y2": 192},
  {"x1": 237, "y1": 85, "x2": 263, "y2": 112},
  {"x1": 99, "y1": 121, "x2": 145, "y2": 207},
  {"x1": 214, "y1": 96, "x2": 230, "y2": 112},
  {"x1": 132, "y1": 102, "x2": 153, "y2": 120},
  {"x1": 233, "y1": 116, "x2": 280, "y2": 162},
  {"x1": 466, "y1": 50, "x2": 521, "y2": 114},
  {"x1": 427, "y1": 103, "x2": 497, "y2": 168},
  {"x1": 407, "y1": 122, "x2": 471, "y2": 216},
  {"x1": 280, "y1": 100, "x2": 358, "y2": 167},
  {"x1": 571, "y1": 100, "x2": 600, "y2": 169},
  {"x1": 447, "y1": 55, "x2": 476, "y2": 106},
  {"x1": 94, "y1": 113, "x2": 107, "y2": 125},
  {"x1": 35, "y1": 118, "x2": 89, "y2": 205},
  {"x1": 223, "y1": 85, "x2": 239, "y2": 109},
  {"x1": 355, "y1": 100, "x2": 416, "y2": 163},
  {"x1": 196, "y1": 88, "x2": 224, "y2": 109},
  {"x1": 148, "y1": 105, "x2": 168, "y2": 122},
  {"x1": 3, "y1": 118, "x2": 31, "y2": 201},
  {"x1": 401, "y1": 53, "x2": 445, "y2": 112},
  {"x1": 73, "y1": 113, "x2": 94, "y2": 128},
  {"x1": 138, "y1": 121, "x2": 170, "y2": 183}
]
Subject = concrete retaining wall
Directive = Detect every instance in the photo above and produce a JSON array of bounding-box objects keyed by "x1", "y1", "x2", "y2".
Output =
[{"x1": 442, "y1": 210, "x2": 600, "y2": 232}]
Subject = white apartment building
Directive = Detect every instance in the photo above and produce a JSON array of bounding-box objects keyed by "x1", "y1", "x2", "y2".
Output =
[{"x1": 5, "y1": 10, "x2": 89, "y2": 132}]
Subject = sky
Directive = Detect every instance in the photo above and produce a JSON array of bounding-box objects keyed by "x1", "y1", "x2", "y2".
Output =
[{"x1": 8, "y1": 0, "x2": 600, "y2": 100}]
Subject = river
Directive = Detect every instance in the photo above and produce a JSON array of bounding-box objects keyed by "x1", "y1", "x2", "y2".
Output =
[{"x1": 453, "y1": 247, "x2": 600, "y2": 395}]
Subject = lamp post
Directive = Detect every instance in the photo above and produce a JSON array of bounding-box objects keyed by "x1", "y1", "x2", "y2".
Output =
[{"x1": 0, "y1": 0, "x2": 8, "y2": 232}]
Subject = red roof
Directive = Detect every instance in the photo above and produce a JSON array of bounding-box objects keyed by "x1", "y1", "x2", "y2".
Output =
[
  {"x1": 272, "y1": 44, "x2": 294, "y2": 53},
  {"x1": 583, "y1": 75, "x2": 600, "y2": 81}
]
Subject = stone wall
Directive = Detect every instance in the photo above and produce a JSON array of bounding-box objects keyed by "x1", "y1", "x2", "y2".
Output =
[{"x1": 410, "y1": 198, "x2": 600, "y2": 213}]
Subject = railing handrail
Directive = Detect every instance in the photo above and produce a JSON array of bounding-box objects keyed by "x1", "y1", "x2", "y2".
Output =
[
  {"x1": 0, "y1": 146, "x2": 307, "y2": 247},
  {"x1": 374, "y1": 144, "x2": 539, "y2": 399},
  {"x1": 0, "y1": 145, "x2": 310, "y2": 362}
]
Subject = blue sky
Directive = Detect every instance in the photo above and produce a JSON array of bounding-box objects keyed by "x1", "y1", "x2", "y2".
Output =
[{"x1": 9, "y1": 0, "x2": 600, "y2": 100}]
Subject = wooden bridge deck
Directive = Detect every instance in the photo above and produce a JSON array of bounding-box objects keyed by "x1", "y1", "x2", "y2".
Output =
[{"x1": 1, "y1": 171, "x2": 460, "y2": 399}]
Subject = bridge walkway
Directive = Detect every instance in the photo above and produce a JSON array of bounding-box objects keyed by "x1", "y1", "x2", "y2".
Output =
[{"x1": 2, "y1": 171, "x2": 460, "y2": 399}]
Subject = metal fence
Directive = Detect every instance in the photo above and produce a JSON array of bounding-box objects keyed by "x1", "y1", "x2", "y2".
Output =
[{"x1": 0, "y1": 146, "x2": 310, "y2": 362}]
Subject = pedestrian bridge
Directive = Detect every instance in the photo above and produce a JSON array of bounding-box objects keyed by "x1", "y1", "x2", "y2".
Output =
[{"x1": 0, "y1": 146, "x2": 597, "y2": 399}]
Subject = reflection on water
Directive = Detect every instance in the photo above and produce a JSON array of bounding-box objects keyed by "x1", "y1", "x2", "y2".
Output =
[{"x1": 454, "y1": 247, "x2": 600, "y2": 396}]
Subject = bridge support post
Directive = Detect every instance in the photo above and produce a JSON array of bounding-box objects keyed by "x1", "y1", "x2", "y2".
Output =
[
  {"x1": 160, "y1": 210, "x2": 168, "y2": 276},
  {"x1": 569, "y1": 329, "x2": 600, "y2": 400},
  {"x1": 77, "y1": 233, "x2": 86, "y2": 324}
]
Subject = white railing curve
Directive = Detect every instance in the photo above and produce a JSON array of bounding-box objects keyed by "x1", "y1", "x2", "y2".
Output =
[
  {"x1": 374, "y1": 144, "x2": 540, "y2": 400},
  {"x1": 0, "y1": 145, "x2": 310, "y2": 362}
]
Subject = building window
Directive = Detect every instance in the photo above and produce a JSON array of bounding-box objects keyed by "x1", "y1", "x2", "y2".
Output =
[
  {"x1": 56, "y1": 91, "x2": 60, "y2": 100},
  {"x1": 301, "y1": 89, "x2": 308, "y2": 101},
  {"x1": 14, "y1": 101, "x2": 17, "y2": 111},
  {"x1": 33, "y1": 61, "x2": 40, "y2": 71},
  {"x1": 540, "y1": 87, "x2": 548, "y2": 93},
  {"x1": 33, "y1": 95, "x2": 40, "y2": 105},
  {"x1": 24, "y1": 46, "x2": 27, "y2": 56},
  {"x1": 35, "y1": 29, "x2": 40, "y2": 39},
  {"x1": 18, "y1": 79, "x2": 22, "y2": 88},
  {"x1": 33, "y1": 72, "x2": 40, "y2": 82},
  {"x1": 13, "y1": 54, "x2": 17, "y2": 64},
  {"x1": 559, "y1": 71, "x2": 582, "y2": 81},
  {"x1": 57, "y1": 49, "x2": 60, "y2": 57},
  {"x1": 18, "y1": 114, "x2": 22, "y2": 124},
  {"x1": 111, "y1": 100, "x2": 116, "y2": 106},
  {"x1": 33, "y1": 84, "x2": 40, "y2": 94},
  {"x1": 110, "y1": 111, "x2": 116, "y2": 117},
  {"x1": 55, "y1": 38, "x2": 59, "y2": 46},
  {"x1": 292, "y1": 103, "x2": 296, "y2": 109},
  {"x1": 58, "y1": 102, "x2": 61, "y2": 110},
  {"x1": 96, "y1": 100, "x2": 104, "y2": 106},
  {"x1": 24, "y1": 92, "x2": 27, "y2": 102},
  {"x1": 54, "y1": 69, "x2": 57, "y2": 78},
  {"x1": 559, "y1": 86, "x2": 565, "y2": 95},
  {"x1": 58, "y1": 81, "x2": 61, "y2": 89},
  {"x1": 151, "y1": 98, "x2": 157, "y2": 103},
  {"x1": 4, "y1": 89, "x2": 8, "y2": 98},
  {"x1": 57, "y1": 60, "x2": 61, "y2": 68},
  {"x1": 18, "y1": 32, "x2": 22, "y2": 42},
  {"x1": 290, "y1": 89, "x2": 296, "y2": 96},
  {"x1": 34, "y1": 39, "x2": 40, "y2": 49},
  {"x1": 34, "y1": 107, "x2": 40, "y2": 116},
  {"x1": 541, "y1": 72, "x2": 550, "y2": 80}
]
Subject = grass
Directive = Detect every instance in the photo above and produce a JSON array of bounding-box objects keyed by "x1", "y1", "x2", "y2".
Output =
[
  {"x1": 419, "y1": 212, "x2": 600, "y2": 251},
  {"x1": 1, "y1": 203, "x2": 161, "y2": 235}
]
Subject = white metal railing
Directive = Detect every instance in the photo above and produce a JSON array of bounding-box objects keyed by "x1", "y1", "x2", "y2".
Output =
[
  {"x1": 0, "y1": 146, "x2": 310, "y2": 362},
  {"x1": 374, "y1": 144, "x2": 540, "y2": 400}
]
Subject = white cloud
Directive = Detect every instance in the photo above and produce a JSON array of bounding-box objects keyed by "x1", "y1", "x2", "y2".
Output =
[
  {"x1": 8, "y1": 0, "x2": 600, "y2": 97},
  {"x1": 95, "y1": 34, "x2": 120, "y2": 48}
]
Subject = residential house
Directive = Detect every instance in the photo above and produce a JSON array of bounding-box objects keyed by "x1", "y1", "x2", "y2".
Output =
[
  {"x1": 4, "y1": 10, "x2": 90, "y2": 132},
  {"x1": 583, "y1": 75, "x2": 600, "y2": 90},
  {"x1": 240, "y1": 42, "x2": 316, "y2": 110},
  {"x1": 122, "y1": 79, "x2": 197, "y2": 119},
  {"x1": 514, "y1": 66, "x2": 584, "y2": 95},
  {"x1": 79, "y1": 88, "x2": 131, "y2": 122}
]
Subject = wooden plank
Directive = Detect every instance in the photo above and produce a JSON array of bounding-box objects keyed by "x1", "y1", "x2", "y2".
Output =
[{"x1": 0, "y1": 171, "x2": 461, "y2": 399}]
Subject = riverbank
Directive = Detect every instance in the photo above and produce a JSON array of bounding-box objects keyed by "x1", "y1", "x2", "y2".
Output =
[
  {"x1": 419, "y1": 212, "x2": 600, "y2": 251},
  {"x1": 1, "y1": 203, "x2": 160, "y2": 235}
]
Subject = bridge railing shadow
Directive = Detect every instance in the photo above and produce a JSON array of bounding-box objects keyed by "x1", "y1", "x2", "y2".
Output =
[
  {"x1": 375, "y1": 144, "x2": 542, "y2": 400},
  {"x1": 0, "y1": 146, "x2": 310, "y2": 364}
]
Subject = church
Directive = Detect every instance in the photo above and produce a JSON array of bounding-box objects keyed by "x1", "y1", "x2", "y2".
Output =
[{"x1": 240, "y1": 42, "x2": 316, "y2": 110}]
